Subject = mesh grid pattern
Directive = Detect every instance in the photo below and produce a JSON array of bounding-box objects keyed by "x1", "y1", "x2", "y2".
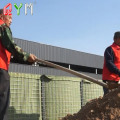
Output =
[
  {"x1": 41, "y1": 76, "x2": 81, "y2": 120},
  {"x1": 9, "y1": 73, "x2": 42, "y2": 120},
  {"x1": 81, "y1": 80, "x2": 103, "y2": 106},
  {"x1": 8, "y1": 72, "x2": 104, "y2": 120}
]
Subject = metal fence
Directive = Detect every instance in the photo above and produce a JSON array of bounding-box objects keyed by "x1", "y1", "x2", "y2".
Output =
[{"x1": 8, "y1": 72, "x2": 103, "y2": 120}]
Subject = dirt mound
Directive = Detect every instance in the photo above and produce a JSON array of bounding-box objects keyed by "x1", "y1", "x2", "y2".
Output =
[{"x1": 61, "y1": 87, "x2": 120, "y2": 120}]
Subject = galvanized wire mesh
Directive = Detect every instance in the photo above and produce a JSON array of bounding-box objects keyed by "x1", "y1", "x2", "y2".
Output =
[
  {"x1": 80, "y1": 80, "x2": 104, "y2": 107},
  {"x1": 8, "y1": 73, "x2": 42, "y2": 120},
  {"x1": 41, "y1": 75, "x2": 81, "y2": 120},
  {"x1": 8, "y1": 72, "x2": 104, "y2": 120}
]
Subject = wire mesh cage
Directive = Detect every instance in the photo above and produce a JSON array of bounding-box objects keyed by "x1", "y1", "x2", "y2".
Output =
[
  {"x1": 8, "y1": 72, "x2": 103, "y2": 120},
  {"x1": 40, "y1": 75, "x2": 81, "y2": 120},
  {"x1": 9, "y1": 73, "x2": 42, "y2": 120}
]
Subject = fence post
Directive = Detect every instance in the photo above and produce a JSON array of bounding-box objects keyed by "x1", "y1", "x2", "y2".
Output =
[
  {"x1": 41, "y1": 78, "x2": 46, "y2": 120},
  {"x1": 80, "y1": 80, "x2": 84, "y2": 107}
]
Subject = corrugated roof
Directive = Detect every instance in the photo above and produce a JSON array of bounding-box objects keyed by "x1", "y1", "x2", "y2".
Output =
[
  {"x1": 9, "y1": 38, "x2": 103, "y2": 79},
  {"x1": 13, "y1": 38, "x2": 104, "y2": 69}
]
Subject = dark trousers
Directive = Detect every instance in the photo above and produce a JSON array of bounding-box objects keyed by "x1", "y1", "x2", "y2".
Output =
[
  {"x1": 103, "y1": 80, "x2": 109, "y2": 95},
  {"x1": 0, "y1": 69, "x2": 10, "y2": 120}
]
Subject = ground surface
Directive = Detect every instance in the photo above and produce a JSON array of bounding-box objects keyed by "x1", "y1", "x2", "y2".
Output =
[{"x1": 61, "y1": 87, "x2": 120, "y2": 120}]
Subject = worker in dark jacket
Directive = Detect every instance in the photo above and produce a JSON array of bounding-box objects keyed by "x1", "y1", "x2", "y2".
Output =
[
  {"x1": 102, "y1": 31, "x2": 120, "y2": 95},
  {"x1": 0, "y1": 9, "x2": 37, "y2": 120}
]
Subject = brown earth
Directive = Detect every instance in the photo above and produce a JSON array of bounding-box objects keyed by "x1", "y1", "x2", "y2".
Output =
[{"x1": 61, "y1": 87, "x2": 120, "y2": 120}]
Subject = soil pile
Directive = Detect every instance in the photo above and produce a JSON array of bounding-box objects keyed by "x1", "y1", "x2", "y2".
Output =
[{"x1": 61, "y1": 87, "x2": 120, "y2": 120}]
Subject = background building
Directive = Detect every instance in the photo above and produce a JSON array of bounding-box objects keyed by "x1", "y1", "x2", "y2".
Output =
[
  {"x1": 10, "y1": 38, "x2": 104, "y2": 79},
  {"x1": 9, "y1": 38, "x2": 104, "y2": 120}
]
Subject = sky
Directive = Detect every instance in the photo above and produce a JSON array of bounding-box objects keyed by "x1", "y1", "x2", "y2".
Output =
[{"x1": 1, "y1": 0, "x2": 120, "y2": 56}]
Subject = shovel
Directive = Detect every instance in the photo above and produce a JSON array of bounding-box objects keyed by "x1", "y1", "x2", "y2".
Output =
[{"x1": 36, "y1": 58, "x2": 108, "y2": 88}]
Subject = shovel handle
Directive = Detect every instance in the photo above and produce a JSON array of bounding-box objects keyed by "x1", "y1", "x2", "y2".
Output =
[{"x1": 36, "y1": 58, "x2": 108, "y2": 88}]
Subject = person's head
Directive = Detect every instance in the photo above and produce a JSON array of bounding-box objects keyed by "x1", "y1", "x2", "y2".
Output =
[
  {"x1": 113, "y1": 31, "x2": 120, "y2": 46},
  {"x1": 0, "y1": 9, "x2": 12, "y2": 27}
]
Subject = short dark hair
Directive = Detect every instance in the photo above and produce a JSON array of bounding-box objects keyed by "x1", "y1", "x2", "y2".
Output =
[
  {"x1": 114, "y1": 31, "x2": 120, "y2": 39},
  {"x1": 0, "y1": 9, "x2": 3, "y2": 15}
]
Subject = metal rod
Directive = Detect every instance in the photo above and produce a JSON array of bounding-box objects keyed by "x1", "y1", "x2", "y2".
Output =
[{"x1": 36, "y1": 58, "x2": 108, "y2": 88}]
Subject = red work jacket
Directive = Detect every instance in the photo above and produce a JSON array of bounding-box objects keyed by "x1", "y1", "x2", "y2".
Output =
[
  {"x1": 0, "y1": 19, "x2": 11, "y2": 70},
  {"x1": 102, "y1": 43, "x2": 120, "y2": 81}
]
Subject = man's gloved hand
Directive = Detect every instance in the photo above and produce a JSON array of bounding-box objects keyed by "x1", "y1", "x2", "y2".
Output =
[{"x1": 28, "y1": 54, "x2": 37, "y2": 63}]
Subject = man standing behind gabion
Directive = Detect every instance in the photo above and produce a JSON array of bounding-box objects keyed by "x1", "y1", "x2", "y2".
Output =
[
  {"x1": 0, "y1": 9, "x2": 37, "y2": 120},
  {"x1": 102, "y1": 31, "x2": 120, "y2": 95}
]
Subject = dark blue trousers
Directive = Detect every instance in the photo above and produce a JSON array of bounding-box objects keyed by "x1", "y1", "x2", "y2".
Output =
[
  {"x1": 0, "y1": 69, "x2": 10, "y2": 120},
  {"x1": 103, "y1": 80, "x2": 109, "y2": 95}
]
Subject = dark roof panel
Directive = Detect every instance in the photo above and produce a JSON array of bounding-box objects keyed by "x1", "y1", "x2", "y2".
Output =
[
  {"x1": 9, "y1": 63, "x2": 102, "y2": 79},
  {"x1": 14, "y1": 38, "x2": 104, "y2": 69}
]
